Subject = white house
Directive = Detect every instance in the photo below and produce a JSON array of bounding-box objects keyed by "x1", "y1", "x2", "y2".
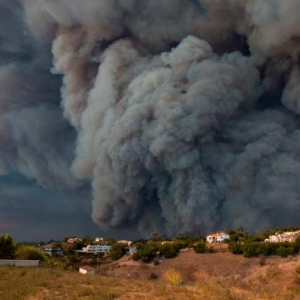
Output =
[
  {"x1": 95, "y1": 237, "x2": 104, "y2": 242},
  {"x1": 67, "y1": 237, "x2": 82, "y2": 243},
  {"x1": 41, "y1": 246, "x2": 63, "y2": 256},
  {"x1": 126, "y1": 246, "x2": 137, "y2": 255},
  {"x1": 117, "y1": 240, "x2": 132, "y2": 246},
  {"x1": 206, "y1": 232, "x2": 230, "y2": 243},
  {"x1": 267, "y1": 231, "x2": 300, "y2": 243},
  {"x1": 82, "y1": 245, "x2": 112, "y2": 254},
  {"x1": 79, "y1": 266, "x2": 96, "y2": 275}
]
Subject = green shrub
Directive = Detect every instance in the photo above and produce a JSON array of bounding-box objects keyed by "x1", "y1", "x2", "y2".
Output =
[
  {"x1": 193, "y1": 242, "x2": 207, "y2": 254},
  {"x1": 133, "y1": 243, "x2": 158, "y2": 263},
  {"x1": 242, "y1": 243, "x2": 257, "y2": 258},
  {"x1": 110, "y1": 244, "x2": 126, "y2": 260},
  {"x1": 228, "y1": 242, "x2": 243, "y2": 254},
  {"x1": 295, "y1": 237, "x2": 300, "y2": 252},
  {"x1": 132, "y1": 252, "x2": 140, "y2": 261},
  {"x1": 61, "y1": 242, "x2": 77, "y2": 255},
  {"x1": 276, "y1": 246, "x2": 293, "y2": 258},
  {"x1": 172, "y1": 240, "x2": 189, "y2": 250},
  {"x1": 15, "y1": 245, "x2": 47, "y2": 261},
  {"x1": 159, "y1": 243, "x2": 178, "y2": 258}
]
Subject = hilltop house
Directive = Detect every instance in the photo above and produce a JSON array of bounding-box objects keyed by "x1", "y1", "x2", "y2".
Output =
[
  {"x1": 40, "y1": 245, "x2": 63, "y2": 256},
  {"x1": 95, "y1": 237, "x2": 104, "y2": 242},
  {"x1": 126, "y1": 246, "x2": 137, "y2": 255},
  {"x1": 266, "y1": 231, "x2": 300, "y2": 243},
  {"x1": 206, "y1": 232, "x2": 230, "y2": 243},
  {"x1": 81, "y1": 245, "x2": 112, "y2": 254},
  {"x1": 67, "y1": 237, "x2": 82, "y2": 243},
  {"x1": 117, "y1": 240, "x2": 132, "y2": 246}
]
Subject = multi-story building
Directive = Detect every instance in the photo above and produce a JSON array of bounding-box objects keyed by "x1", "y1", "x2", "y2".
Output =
[{"x1": 82, "y1": 245, "x2": 112, "y2": 254}]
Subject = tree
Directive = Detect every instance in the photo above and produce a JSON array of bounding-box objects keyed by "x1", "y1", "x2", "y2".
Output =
[
  {"x1": 133, "y1": 242, "x2": 159, "y2": 263},
  {"x1": 276, "y1": 246, "x2": 294, "y2": 258},
  {"x1": 236, "y1": 226, "x2": 244, "y2": 234},
  {"x1": 229, "y1": 242, "x2": 243, "y2": 254},
  {"x1": 15, "y1": 245, "x2": 47, "y2": 261},
  {"x1": 81, "y1": 235, "x2": 95, "y2": 246},
  {"x1": 0, "y1": 234, "x2": 16, "y2": 259},
  {"x1": 193, "y1": 242, "x2": 207, "y2": 254},
  {"x1": 61, "y1": 242, "x2": 77, "y2": 255},
  {"x1": 110, "y1": 243, "x2": 126, "y2": 260},
  {"x1": 159, "y1": 243, "x2": 178, "y2": 258},
  {"x1": 175, "y1": 231, "x2": 182, "y2": 239},
  {"x1": 151, "y1": 231, "x2": 159, "y2": 241},
  {"x1": 295, "y1": 237, "x2": 300, "y2": 252}
]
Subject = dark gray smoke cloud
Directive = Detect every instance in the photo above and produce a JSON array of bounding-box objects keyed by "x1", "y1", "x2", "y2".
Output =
[{"x1": 1, "y1": 0, "x2": 300, "y2": 236}]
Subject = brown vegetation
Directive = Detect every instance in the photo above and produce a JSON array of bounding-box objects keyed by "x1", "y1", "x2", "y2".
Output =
[{"x1": 2, "y1": 249, "x2": 300, "y2": 299}]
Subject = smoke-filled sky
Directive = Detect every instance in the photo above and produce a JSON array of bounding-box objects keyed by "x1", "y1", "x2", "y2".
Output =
[{"x1": 1, "y1": 0, "x2": 300, "y2": 241}]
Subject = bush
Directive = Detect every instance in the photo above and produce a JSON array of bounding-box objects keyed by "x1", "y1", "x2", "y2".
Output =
[
  {"x1": 61, "y1": 242, "x2": 77, "y2": 255},
  {"x1": 295, "y1": 237, "x2": 300, "y2": 252},
  {"x1": 242, "y1": 243, "x2": 257, "y2": 258},
  {"x1": 149, "y1": 272, "x2": 158, "y2": 280},
  {"x1": 259, "y1": 254, "x2": 266, "y2": 266},
  {"x1": 132, "y1": 252, "x2": 140, "y2": 261},
  {"x1": 276, "y1": 246, "x2": 293, "y2": 258},
  {"x1": 153, "y1": 259, "x2": 160, "y2": 266},
  {"x1": 193, "y1": 242, "x2": 207, "y2": 254},
  {"x1": 229, "y1": 241, "x2": 297, "y2": 258},
  {"x1": 172, "y1": 240, "x2": 189, "y2": 250},
  {"x1": 110, "y1": 244, "x2": 126, "y2": 260},
  {"x1": 133, "y1": 243, "x2": 158, "y2": 263},
  {"x1": 228, "y1": 242, "x2": 243, "y2": 254},
  {"x1": 163, "y1": 269, "x2": 183, "y2": 286},
  {"x1": 16, "y1": 245, "x2": 47, "y2": 261},
  {"x1": 230, "y1": 234, "x2": 239, "y2": 242},
  {"x1": 159, "y1": 243, "x2": 178, "y2": 258}
]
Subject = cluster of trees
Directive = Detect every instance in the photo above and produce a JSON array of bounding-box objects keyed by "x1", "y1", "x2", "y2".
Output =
[
  {"x1": 0, "y1": 234, "x2": 46, "y2": 260},
  {"x1": 59, "y1": 236, "x2": 117, "y2": 255},
  {"x1": 132, "y1": 236, "x2": 206, "y2": 263},
  {"x1": 3, "y1": 225, "x2": 300, "y2": 264},
  {"x1": 229, "y1": 226, "x2": 300, "y2": 243},
  {"x1": 193, "y1": 241, "x2": 214, "y2": 254},
  {"x1": 229, "y1": 238, "x2": 300, "y2": 258}
]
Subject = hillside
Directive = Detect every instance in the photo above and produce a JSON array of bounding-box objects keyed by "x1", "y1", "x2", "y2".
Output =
[
  {"x1": 1, "y1": 248, "x2": 300, "y2": 299},
  {"x1": 100, "y1": 249, "x2": 300, "y2": 299}
]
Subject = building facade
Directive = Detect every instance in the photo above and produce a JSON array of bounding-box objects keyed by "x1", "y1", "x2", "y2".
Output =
[
  {"x1": 206, "y1": 232, "x2": 230, "y2": 243},
  {"x1": 83, "y1": 245, "x2": 112, "y2": 254}
]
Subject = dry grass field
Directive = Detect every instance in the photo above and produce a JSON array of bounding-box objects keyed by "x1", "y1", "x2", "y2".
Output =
[{"x1": 1, "y1": 247, "x2": 300, "y2": 300}]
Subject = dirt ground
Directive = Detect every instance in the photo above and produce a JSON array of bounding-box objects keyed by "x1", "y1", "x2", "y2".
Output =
[{"x1": 97, "y1": 246, "x2": 300, "y2": 299}]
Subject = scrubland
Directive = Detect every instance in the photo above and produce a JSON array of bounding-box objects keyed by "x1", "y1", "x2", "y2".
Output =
[{"x1": 1, "y1": 248, "x2": 300, "y2": 300}]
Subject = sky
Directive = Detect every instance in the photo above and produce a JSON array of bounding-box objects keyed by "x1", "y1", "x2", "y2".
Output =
[
  {"x1": 2, "y1": 0, "x2": 300, "y2": 242},
  {"x1": 0, "y1": 173, "x2": 138, "y2": 242}
]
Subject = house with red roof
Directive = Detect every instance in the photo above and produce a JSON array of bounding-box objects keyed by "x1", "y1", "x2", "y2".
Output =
[{"x1": 206, "y1": 232, "x2": 230, "y2": 243}]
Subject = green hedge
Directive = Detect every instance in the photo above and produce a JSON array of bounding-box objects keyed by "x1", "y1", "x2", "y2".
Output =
[{"x1": 229, "y1": 241, "x2": 298, "y2": 258}]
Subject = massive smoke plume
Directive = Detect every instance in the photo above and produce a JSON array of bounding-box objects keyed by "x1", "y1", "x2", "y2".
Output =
[{"x1": 1, "y1": 0, "x2": 300, "y2": 236}]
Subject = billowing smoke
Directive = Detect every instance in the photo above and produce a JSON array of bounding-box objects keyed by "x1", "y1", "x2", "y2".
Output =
[{"x1": 1, "y1": 0, "x2": 300, "y2": 236}]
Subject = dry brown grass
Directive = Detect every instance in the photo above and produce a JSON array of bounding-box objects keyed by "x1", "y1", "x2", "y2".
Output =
[{"x1": 1, "y1": 251, "x2": 300, "y2": 299}]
